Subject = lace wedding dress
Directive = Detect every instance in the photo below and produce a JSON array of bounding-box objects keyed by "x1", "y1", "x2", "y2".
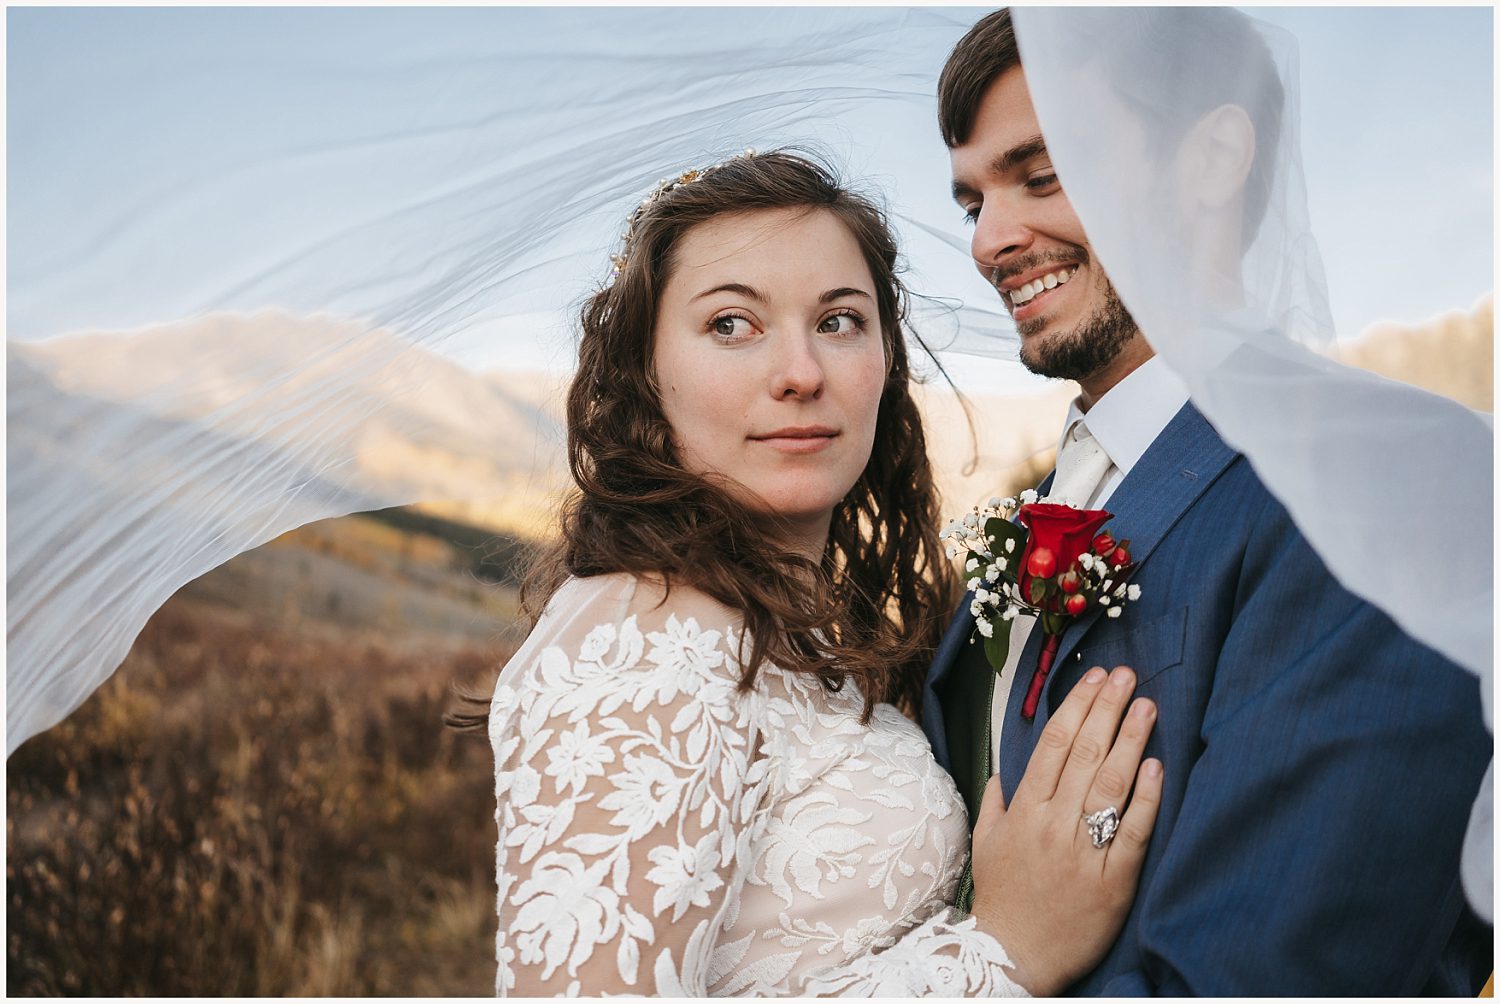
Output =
[{"x1": 489, "y1": 573, "x2": 1024, "y2": 996}]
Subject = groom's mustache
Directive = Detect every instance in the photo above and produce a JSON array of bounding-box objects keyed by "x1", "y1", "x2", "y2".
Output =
[{"x1": 989, "y1": 248, "x2": 1090, "y2": 294}]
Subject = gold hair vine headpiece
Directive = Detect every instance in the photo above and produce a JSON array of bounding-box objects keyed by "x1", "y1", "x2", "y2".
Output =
[{"x1": 608, "y1": 148, "x2": 758, "y2": 282}]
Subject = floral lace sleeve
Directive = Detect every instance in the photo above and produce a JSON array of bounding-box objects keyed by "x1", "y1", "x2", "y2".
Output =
[
  {"x1": 490, "y1": 575, "x2": 1027, "y2": 998},
  {"x1": 793, "y1": 912, "x2": 1025, "y2": 996},
  {"x1": 490, "y1": 578, "x2": 773, "y2": 996}
]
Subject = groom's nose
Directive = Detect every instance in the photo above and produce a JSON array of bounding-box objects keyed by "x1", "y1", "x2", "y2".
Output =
[{"x1": 971, "y1": 203, "x2": 1035, "y2": 279}]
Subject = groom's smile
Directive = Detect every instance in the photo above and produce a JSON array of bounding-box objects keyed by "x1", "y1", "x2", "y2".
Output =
[{"x1": 995, "y1": 257, "x2": 1082, "y2": 325}]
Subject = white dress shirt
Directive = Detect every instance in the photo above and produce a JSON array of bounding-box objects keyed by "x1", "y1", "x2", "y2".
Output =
[{"x1": 989, "y1": 355, "x2": 1190, "y2": 770}]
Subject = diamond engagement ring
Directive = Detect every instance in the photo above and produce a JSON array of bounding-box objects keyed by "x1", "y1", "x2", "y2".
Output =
[{"x1": 1083, "y1": 806, "x2": 1120, "y2": 848}]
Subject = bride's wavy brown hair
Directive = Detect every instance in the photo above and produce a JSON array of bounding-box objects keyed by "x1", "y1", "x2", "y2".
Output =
[{"x1": 454, "y1": 150, "x2": 958, "y2": 727}]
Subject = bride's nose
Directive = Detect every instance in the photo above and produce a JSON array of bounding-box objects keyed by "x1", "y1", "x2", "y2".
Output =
[{"x1": 769, "y1": 333, "x2": 825, "y2": 400}]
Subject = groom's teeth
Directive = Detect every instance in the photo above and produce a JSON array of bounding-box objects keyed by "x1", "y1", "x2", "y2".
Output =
[{"x1": 1010, "y1": 267, "x2": 1077, "y2": 306}]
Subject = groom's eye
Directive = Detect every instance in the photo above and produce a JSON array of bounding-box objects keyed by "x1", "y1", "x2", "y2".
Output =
[
  {"x1": 1026, "y1": 173, "x2": 1060, "y2": 193},
  {"x1": 960, "y1": 205, "x2": 981, "y2": 225}
]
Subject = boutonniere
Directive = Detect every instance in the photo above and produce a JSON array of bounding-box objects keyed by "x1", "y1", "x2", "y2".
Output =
[{"x1": 942, "y1": 491, "x2": 1142, "y2": 721}]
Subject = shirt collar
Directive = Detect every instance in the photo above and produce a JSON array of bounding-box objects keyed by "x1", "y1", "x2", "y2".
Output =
[{"x1": 1059, "y1": 355, "x2": 1190, "y2": 477}]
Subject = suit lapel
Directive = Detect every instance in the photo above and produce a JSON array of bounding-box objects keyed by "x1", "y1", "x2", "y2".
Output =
[
  {"x1": 1002, "y1": 403, "x2": 1236, "y2": 791},
  {"x1": 922, "y1": 601, "x2": 976, "y2": 773}
]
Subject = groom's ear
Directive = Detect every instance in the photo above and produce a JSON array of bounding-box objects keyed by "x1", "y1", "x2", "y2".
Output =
[{"x1": 1176, "y1": 104, "x2": 1256, "y2": 212}]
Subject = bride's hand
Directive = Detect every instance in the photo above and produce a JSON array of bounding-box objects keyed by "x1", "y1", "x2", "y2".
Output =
[{"x1": 968, "y1": 665, "x2": 1162, "y2": 997}]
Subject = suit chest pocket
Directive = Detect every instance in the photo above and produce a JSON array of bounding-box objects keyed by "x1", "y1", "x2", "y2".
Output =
[{"x1": 1072, "y1": 605, "x2": 1188, "y2": 687}]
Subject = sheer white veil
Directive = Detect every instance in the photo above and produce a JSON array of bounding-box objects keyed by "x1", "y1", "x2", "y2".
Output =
[
  {"x1": 8, "y1": 6, "x2": 1492, "y2": 916},
  {"x1": 1012, "y1": 6, "x2": 1492, "y2": 918},
  {"x1": 7, "y1": 6, "x2": 1001, "y2": 757}
]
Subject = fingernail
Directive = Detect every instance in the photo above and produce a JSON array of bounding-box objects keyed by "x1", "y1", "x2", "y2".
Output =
[
  {"x1": 1110, "y1": 667, "x2": 1134, "y2": 687},
  {"x1": 1084, "y1": 667, "x2": 1107, "y2": 684},
  {"x1": 1131, "y1": 699, "x2": 1154, "y2": 718},
  {"x1": 1145, "y1": 759, "x2": 1163, "y2": 777}
]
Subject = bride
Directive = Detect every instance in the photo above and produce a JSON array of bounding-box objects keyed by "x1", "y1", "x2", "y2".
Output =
[{"x1": 473, "y1": 150, "x2": 1163, "y2": 996}]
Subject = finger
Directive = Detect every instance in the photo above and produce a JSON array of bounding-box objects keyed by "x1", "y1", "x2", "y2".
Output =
[
  {"x1": 1079, "y1": 697, "x2": 1157, "y2": 831},
  {"x1": 975, "y1": 773, "x2": 1007, "y2": 831},
  {"x1": 1011, "y1": 665, "x2": 1109, "y2": 807},
  {"x1": 1050, "y1": 665, "x2": 1137, "y2": 809},
  {"x1": 1105, "y1": 757, "x2": 1163, "y2": 881}
]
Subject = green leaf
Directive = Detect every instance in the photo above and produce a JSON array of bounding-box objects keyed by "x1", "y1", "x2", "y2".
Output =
[
  {"x1": 984, "y1": 518, "x2": 1027, "y2": 574},
  {"x1": 982, "y1": 616, "x2": 1014, "y2": 677}
]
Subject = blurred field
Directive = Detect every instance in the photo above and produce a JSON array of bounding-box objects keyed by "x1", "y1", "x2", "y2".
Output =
[{"x1": 6, "y1": 510, "x2": 525, "y2": 995}]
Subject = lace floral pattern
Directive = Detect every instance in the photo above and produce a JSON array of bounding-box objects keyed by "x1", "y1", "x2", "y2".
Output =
[{"x1": 491, "y1": 574, "x2": 1024, "y2": 996}]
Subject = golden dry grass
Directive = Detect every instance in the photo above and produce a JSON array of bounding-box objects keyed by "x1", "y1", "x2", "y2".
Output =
[{"x1": 7, "y1": 516, "x2": 515, "y2": 995}]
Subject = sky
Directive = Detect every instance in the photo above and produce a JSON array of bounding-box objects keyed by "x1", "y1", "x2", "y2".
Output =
[{"x1": 7, "y1": 6, "x2": 1493, "y2": 396}]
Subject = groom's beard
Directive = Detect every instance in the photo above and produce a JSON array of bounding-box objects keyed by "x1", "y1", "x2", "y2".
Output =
[{"x1": 1016, "y1": 275, "x2": 1140, "y2": 383}]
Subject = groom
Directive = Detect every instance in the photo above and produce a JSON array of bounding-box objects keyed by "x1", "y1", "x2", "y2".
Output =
[{"x1": 921, "y1": 8, "x2": 1491, "y2": 995}]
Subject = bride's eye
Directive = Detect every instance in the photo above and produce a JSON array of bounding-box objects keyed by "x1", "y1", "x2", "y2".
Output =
[
  {"x1": 818, "y1": 310, "x2": 865, "y2": 336},
  {"x1": 709, "y1": 314, "x2": 754, "y2": 340}
]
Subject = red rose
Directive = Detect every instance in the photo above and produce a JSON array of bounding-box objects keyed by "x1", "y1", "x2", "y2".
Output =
[
  {"x1": 1093, "y1": 532, "x2": 1115, "y2": 555},
  {"x1": 1110, "y1": 545, "x2": 1132, "y2": 568},
  {"x1": 1017, "y1": 503, "x2": 1114, "y2": 611}
]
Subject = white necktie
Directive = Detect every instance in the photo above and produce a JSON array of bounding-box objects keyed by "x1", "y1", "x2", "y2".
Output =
[
  {"x1": 1048, "y1": 419, "x2": 1114, "y2": 509},
  {"x1": 989, "y1": 418, "x2": 1115, "y2": 770}
]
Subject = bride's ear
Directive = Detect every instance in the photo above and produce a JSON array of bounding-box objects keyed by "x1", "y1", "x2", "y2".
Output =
[{"x1": 1176, "y1": 103, "x2": 1256, "y2": 212}]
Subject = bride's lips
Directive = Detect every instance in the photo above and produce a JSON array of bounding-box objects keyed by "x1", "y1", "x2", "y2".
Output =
[{"x1": 749, "y1": 425, "x2": 839, "y2": 454}]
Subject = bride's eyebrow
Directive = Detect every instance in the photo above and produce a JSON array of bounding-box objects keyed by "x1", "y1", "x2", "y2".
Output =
[
  {"x1": 820, "y1": 287, "x2": 872, "y2": 303},
  {"x1": 691, "y1": 282, "x2": 765, "y2": 303}
]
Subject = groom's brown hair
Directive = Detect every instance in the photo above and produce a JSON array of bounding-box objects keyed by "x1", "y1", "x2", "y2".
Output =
[{"x1": 936, "y1": 8, "x2": 1019, "y2": 148}]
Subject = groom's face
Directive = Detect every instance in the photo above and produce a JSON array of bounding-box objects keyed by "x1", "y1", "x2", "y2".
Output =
[{"x1": 949, "y1": 66, "x2": 1139, "y2": 382}]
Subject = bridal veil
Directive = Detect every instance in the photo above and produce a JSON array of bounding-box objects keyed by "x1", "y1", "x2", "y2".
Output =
[{"x1": 8, "y1": 7, "x2": 1492, "y2": 916}]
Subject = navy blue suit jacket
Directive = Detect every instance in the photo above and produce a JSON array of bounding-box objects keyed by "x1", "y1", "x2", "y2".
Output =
[{"x1": 923, "y1": 402, "x2": 1491, "y2": 995}]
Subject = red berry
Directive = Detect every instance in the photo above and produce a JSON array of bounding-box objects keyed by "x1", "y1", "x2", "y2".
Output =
[
  {"x1": 1110, "y1": 546, "x2": 1131, "y2": 568},
  {"x1": 1093, "y1": 532, "x2": 1115, "y2": 555},
  {"x1": 1026, "y1": 547, "x2": 1057, "y2": 579},
  {"x1": 1058, "y1": 570, "x2": 1083, "y2": 595},
  {"x1": 1065, "y1": 593, "x2": 1088, "y2": 616}
]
